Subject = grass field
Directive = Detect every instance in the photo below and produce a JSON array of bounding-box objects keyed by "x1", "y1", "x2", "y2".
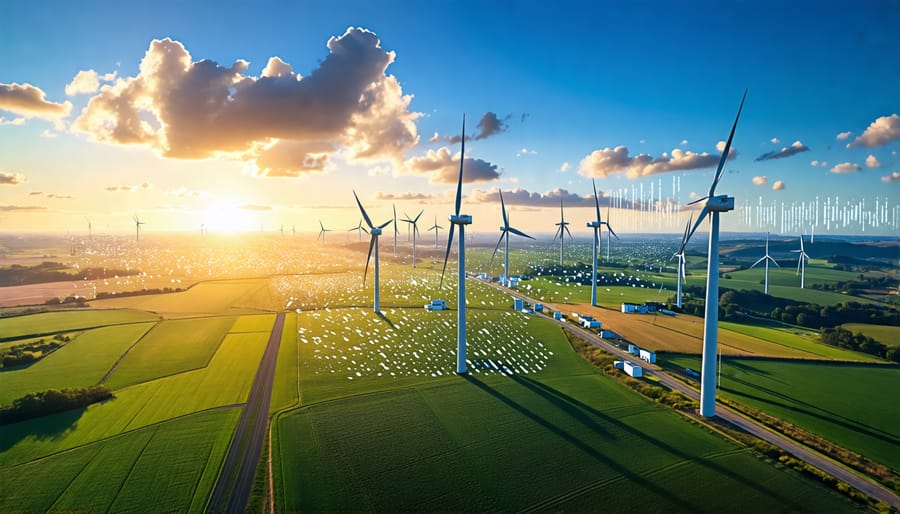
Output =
[
  {"x1": 662, "y1": 355, "x2": 900, "y2": 470},
  {"x1": 90, "y1": 279, "x2": 267, "y2": 316},
  {"x1": 842, "y1": 323, "x2": 900, "y2": 347},
  {"x1": 0, "y1": 322, "x2": 156, "y2": 405},
  {"x1": 273, "y1": 312, "x2": 857, "y2": 512},
  {"x1": 0, "y1": 407, "x2": 239, "y2": 513},
  {"x1": 104, "y1": 316, "x2": 237, "y2": 389},
  {"x1": 270, "y1": 312, "x2": 299, "y2": 414},
  {"x1": 0, "y1": 309, "x2": 158, "y2": 340}
]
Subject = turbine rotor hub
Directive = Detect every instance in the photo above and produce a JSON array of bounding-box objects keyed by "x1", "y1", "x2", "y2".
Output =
[
  {"x1": 450, "y1": 214, "x2": 472, "y2": 225},
  {"x1": 707, "y1": 194, "x2": 735, "y2": 212},
  {"x1": 370, "y1": 228, "x2": 382, "y2": 236},
  {"x1": 586, "y1": 221, "x2": 601, "y2": 228}
]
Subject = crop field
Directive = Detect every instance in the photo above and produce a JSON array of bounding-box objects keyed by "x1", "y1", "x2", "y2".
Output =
[
  {"x1": 90, "y1": 279, "x2": 269, "y2": 316},
  {"x1": 0, "y1": 308, "x2": 159, "y2": 340},
  {"x1": 0, "y1": 407, "x2": 239, "y2": 513},
  {"x1": 719, "y1": 320, "x2": 886, "y2": 362},
  {"x1": 270, "y1": 312, "x2": 300, "y2": 414},
  {"x1": 104, "y1": 316, "x2": 237, "y2": 389},
  {"x1": 842, "y1": 323, "x2": 900, "y2": 347},
  {"x1": 662, "y1": 355, "x2": 900, "y2": 470},
  {"x1": 273, "y1": 312, "x2": 856, "y2": 512},
  {"x1": 0, "y1": 322, "x2": 156, "y2": 404}
]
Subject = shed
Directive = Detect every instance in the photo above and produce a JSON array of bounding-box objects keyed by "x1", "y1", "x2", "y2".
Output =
[
  {"x1": 621, "y1": 303, "x2": 638, "y2": 313},
  {"x1": 534, "y1": 303, "x2": 543, "y2": 312},
  {"x1": 639, "y1": 348, "x2": 656, "y2": 364},
  {"x1": 627, "y1": 343, "x2": 640, "y2": 355},
  {"x1": 553, "y1": 312, "x2": 563, "y2": 320},
  {"x1": 623, "y1": 361, "x2": 643, "y2": 378},
  {"x1": 513, "y1": 298, "x2": 524, "y2": 311},
  {"x1": 613, "y1": 360, "x2": 624, "y2": 369}
]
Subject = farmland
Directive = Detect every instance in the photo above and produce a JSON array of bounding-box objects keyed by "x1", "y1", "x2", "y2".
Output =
[{"x1": 661, "y1": 355, "x2": 900, "y2": 470}]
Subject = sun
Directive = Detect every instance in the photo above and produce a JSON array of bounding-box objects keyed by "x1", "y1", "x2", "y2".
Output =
[{"x1": 202, "y1": 200, "x2": 259, "y2": 233}]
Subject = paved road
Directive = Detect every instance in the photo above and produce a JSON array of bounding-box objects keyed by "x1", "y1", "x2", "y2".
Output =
[
  {"x1": 484, "y1": 279, "x2": 900, "y2": 509},
  {"x1": 207, "y1": 312, "x2": 286, "y2": 514}
]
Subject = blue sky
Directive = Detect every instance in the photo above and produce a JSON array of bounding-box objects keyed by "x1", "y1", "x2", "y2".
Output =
[{"x1": 1, "y1": 0, "x2": 898, "y2": 235}]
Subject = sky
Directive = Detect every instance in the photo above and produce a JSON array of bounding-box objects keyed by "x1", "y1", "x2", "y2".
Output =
[{"x1": 1, "y1": 0, "x2": 899, "y2": 236}]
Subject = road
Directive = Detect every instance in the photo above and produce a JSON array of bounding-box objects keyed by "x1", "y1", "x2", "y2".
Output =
[
  {"x1": 484, "y1": 279, "x2": 900, "y2": 509},
  {"x1": 207, "y1": 312, "x2": 286, "y2": 514}
]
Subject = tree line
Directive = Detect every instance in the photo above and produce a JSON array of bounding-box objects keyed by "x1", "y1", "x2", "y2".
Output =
[
  {"x1": 0, "y1": 385, "x2": 112, "y2": 425},
  {"x1": 0, "y1": 261, "x2": 139, "y2": 287},
  {"x1": 0, "y1": 334, "x2": 70, "y2": 368}
]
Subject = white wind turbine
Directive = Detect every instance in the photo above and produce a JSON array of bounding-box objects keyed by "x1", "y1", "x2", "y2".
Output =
[
  {"x1": 348, "y1": 219, "x2": 368, "y2": 241},
  {"x1": 491, "y1": 189, "x2": 534, "y2": 287},
  {"x1": 133, "y1": 214, "x2": 145, "y2": 243},
  {"x1": 403, "y1": 210, "x2": 424, "y2": 268},
  {"x1": 353, "y1": 191, "x2": 393, "y2": 312},
  {"x1": 681, "y1": 89, "x2": 747, "y2": 418},
  {"x1": 86, "y1": 217, "x2": 92, "y2": 241},
  {"x1": 604, "y1": 204, "x2": 618, "y2": 261},
  {"x1": 586, "y1": 179, "x2": 614, "y2": 306},
  {"x1": 441, "y1": 115, "x2": 473, "y2": 375},
  {"x1": 792, "y1": 234, "x2": 810, "y2": 288},
  {"x1": 552, "y1": 197, "x2": 573, "y2": 265},
  {"x1": 317, "y1": 220, "x2": 333, "y2": 244},
  {"x1": 393, "y1": 204, "x2": 399, "y2": 256},
  {"x1": 671, "y1": 215, "x2": 692, "y2": 309},
  {"x1": 750, "y1": 231, "x2": 779, "y2": 295},
  {"x1": 428, "y1": 216, "x2": 444, "y2": 247}
]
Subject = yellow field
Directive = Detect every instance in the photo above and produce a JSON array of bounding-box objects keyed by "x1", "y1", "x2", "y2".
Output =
[{"x1": 89, "y1": 279, "x2": 268, "y2": 317}]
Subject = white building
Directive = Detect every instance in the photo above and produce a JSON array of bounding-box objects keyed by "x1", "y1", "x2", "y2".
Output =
[
  {"x1": 623, "y1": 361, "x2": 643, "y2": 378},
  {"x1": 639, "y1": 348, "x2": 656, "y2": 364}
]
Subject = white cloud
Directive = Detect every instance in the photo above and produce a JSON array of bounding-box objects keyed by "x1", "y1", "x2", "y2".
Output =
[
  {"x1": 403, "y1": 146, "x2": 500, "y2": 184},
  {"x1": 836, "y1": 131, "x2": 852, "y2": 140},
  {"x1": 0, "y1": 116, "x2": 26, "y2": 125},
  {"x1": 810, "y1": 160, "x2": 828, "y2": 168},
  {"x1": 881, "y1": 171, "x2": 900, "y2": 183},
  {"x1": 428, "y1": 132, "x2": 440, "y2": 143},
  {"x1": 772, "y1": 180, "x2": 785, "y2": 191},
  {"x1": 0, "y1": 82, "x2": 72, "y2": 120},
  {"x1": 40, "y1": 129, "x2": 58, "y2": 138},
  {"x1": 0, "y1": 171, "x2": 26, "y2": 185},
  {"x1": 559, "y1": 161, "x2": 570, "y2": 173},
  {"x1": 770, "y1": 137, "x2": 780, "y2": 144},
  {"x1": 865, "y1": 154, "x2": 880, "y2": 168},
  {"x1": 755, "y1": 140, "x2": 809, "y2": 162},
  {"x1": 829, "y1": 162, "x2": 861, "y2": 174},
  {"x1": 680, "y1": 139, "x2": 688, "y2": 146},
  {"x1": 847, "y1": 114, "x2": 900, "y2": 148},
  {"x1": 578, "y1": 144, "x2": 734, "y2": 179},
  {"x1": 105, "y1": 181, "x2": 152, "y2": 192},
  {"x1": 752, "y1": 175, "x2": 768, "y2": 185}
]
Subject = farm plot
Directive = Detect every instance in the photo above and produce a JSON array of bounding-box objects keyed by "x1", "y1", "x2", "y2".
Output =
[
  {"x1": 104, "y1": 316, "x2": 237, "y2": 389},
  {"x1": 842, "y1": 323, "x2": 900, "y2": 347},
  {"x1": 0, "y1": 322, "x2": 156, "y2": 405},
  {"x1": 0, "y1": 408, "x2": 239, "y2": 514},
  {"x1": 662, "y1": 355, "x2": 900, "y2": 470},
  {"x1": 90, "y1": 279, "x2": 265, "y2": 316},
  {"x1": 0, "y1": 309, "x2": 158, "y2": 340},
  {"x1": 720, "y1": 320, "x2": 886, "y2": 363}
]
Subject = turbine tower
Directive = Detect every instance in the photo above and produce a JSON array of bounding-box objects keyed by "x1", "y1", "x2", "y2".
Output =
[
  {"x1": 586, "y1": 179, "x2": 605, "y2": 306},
  {"x1": 681, "y1": 89, "x2": 747, "y2": 418},
  {"x1": 348, "y1": 219, "x2": 367, "y2": 241},
  {"x1": 86, "y1": 217, "x2": 92, "y2": 241},
  {"x1": 133, "y1": 214, "x2": 144, "y2": 243},
  {"x1": 317, "y1": 220, "x2": 333, "y2": 244},
  {"x1": 393, "y1": 204, "x2": 399, "y2": 256},
  {"x1": 353, "y1": 191, "x2": 392, "y2": 312},
  {"x1": 604, "y1": 204, "x2": 617, "y2": 261},
  {"x1": 750, "y1": 232, "x2": 779, "y2": 295},
  {"x1": 441, "y1": 115, "x2": 472, "y2": 375},
  {"x1": 671, "y1": 215, "x2": 692, "y2": 309},
  {"x1": 552, "y1": 197, "x2": 573, "y2": 265},
  {"x1": 792, "y1": 234, "x2": 810, "y2": 288},
  {"x1": 403, "y1": 210, "x2": 424, "y2": 268},
  {"x1": 428, "y1": 216, "x2": 444, "y2": 247},
  {"x1": 491, "y1": 189, "x2": 534, "y2": 287}
]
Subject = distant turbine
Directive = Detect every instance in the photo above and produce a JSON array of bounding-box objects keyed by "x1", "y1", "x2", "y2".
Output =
[
  {"x1": 428, "y1": 216, "x2": 444, "y2": 247},
  {"x1": 681, "y1": 89, "x2": 747, "y2": 418},
  {"x1": 133, "y1": 214, "x2": 145, "y2": 243},
  {"x1": 200, "y1": 223, "x2": 205, "y2": 235},
  {"x1": 750, "y1": 232, "x2": 779, "y2": 295},
  {"x1": 604, "y1": 204, "x2": 617, "y2": 261},
  {"x1": 491, "y1": 189, "x2": 534, "y2": 287},
  {"x1": 348, "y1": 219, "x2": 368, "y2": 241},
  {"x1": 403, "y1": 210, "x2": 424, "y2": 268},
  {"x1": 353, "y1": 191, "x2": 392, "y2": 312},
  {"x1": 671, "y1": 215, "x2": 692, "y2": 309},
  {"x1": 393, "y1": 204, "x2": 398, "y2": 256},
  {"x1": 292, "y1": 224, "x2": 296, "y2": 236},
  {"x1": 441, "y1": 115, "x2": 472, "y2": 375},
  {"x1": 586, "y1": 179, "x2": 613, "y2": 306},
  {"x1": 810, "y1": 224, "x2": 815, "y2": 244},
  {"x1": 318, "y1": 220, "x2": 334, "y2": 244},
  {"x1": 86, "y1": 217, "x2": 92, "y2": 241},
  {"x1": 552, "y1": 197, "x2": 573, "y2": 265},
  {"x1": 792, "y1": 234, "x2": 810, "y2": 288}
]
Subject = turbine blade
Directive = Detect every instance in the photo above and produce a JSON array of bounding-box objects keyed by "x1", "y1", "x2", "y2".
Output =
[
  {"x1": 685, "y1": 206, "x2": 710, "y2": 244},
  {"x1": 490, "y1": 231, "x2": 505, "y2": 266},
  {"x1": 552, "y1": 227, "x2": 561, "y2": 243},
  {"x1": 500, "y1": 189, "x2": 509, "y2": 228},
  {"x1": 750, "y1": 256, "x2": 765, "y2": 268},
  {"x1": 564, "y1": 224, "x2": 574, "y2": 239},
  {"x1": 688, "y1": 195, "x2": 709, "y2": 206},
  {"x1": 454, "y1": 115, "x2": 465, "y2": 216},
  {"x1": 364, "y1": 235, "x2": 375, "y2": 284},
  {"x1": 770, "y1": 256, "x2": 780, "y2": 268},
  {"x1": 508, "y1": 226, "x2": 534, "y2": 240},
  {"x1": 414, "y1": 209, "x2": 424, "y2": 223},
  {"x1": 393, "y1": 204, "x2": 398, "y2": 234},
  {"x1": 606, "y1": 224, "x2": 619, "y2": 240},
  {"x1": 709, "y1": 88, "x2": 748, "y2": 197},
  {"x1": 378, "y1": 219, "x2": 393, "y2": 229},
  {"x1": 592, "y1": 178, "x2": 602, "y2": 223},
  {"x1": 440, "y1": 224, "x2": 456, "y2": 288},
  {"x1": 353, "y1": 190, "x2": 374, "y2": 229}
]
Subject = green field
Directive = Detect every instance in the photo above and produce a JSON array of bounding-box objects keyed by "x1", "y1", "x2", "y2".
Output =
[
  {"x1": 90, "y1": 279, "x2": 267, "y2": 316},
  {"x1": 720, "y1": 320, "x2": 887, "y2": 363},
  {"x1": 0, "y1": 309, "x2": 159, "y2": 340},
  {"x1": 271, "y1": 310, "x2": 858, "y2": 512},
  {"x1": 842, "y1": 323, "x2": 900, "y2": 347},
  {"x1": 662, "y1": 355, "x2": 900, "y2": 470},
  {"x1": 104, "y1": 316, "x2": 237, "y2": 389},
  {"x1": 0, "y1": 322, "x2": 156, "y2": 405}
]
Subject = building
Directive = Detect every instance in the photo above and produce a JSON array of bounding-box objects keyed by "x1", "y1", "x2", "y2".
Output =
[
  {"x1": 553, "y1": 312, "x2": 563, "y2": 320},
  {"x1": 534, "y1": 303, "x2": 543, "y2": 312},
  {"x1": 424, "y1": 299, "x2": 447, "y2": 311},
  {"x1": 613, "y1": 360, "x2": 624, "y2": 369},
  {"x1": 582, "y1": 319, "x2": 602, "y2": 329},
  {"x1": 627, "y1": 344, "x2": 640, "y2": 355},
  {"x1": 623, "y1": 361, "x2": 643, "y2": 378},
  {"x1": 600, "y1": 330, "x2": 620, "y2": 340},
  {"x1": 513, "y1": 297, "x2": 524, "y2": 311},
  {"x1": 639, "y1": 348, "x2": 656, "y2": 364}
]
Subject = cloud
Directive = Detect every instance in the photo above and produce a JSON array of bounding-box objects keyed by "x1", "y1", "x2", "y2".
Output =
[
  {"x1": 810, "y1": 160, "x2": 828, "y2": 167},
  {"x1": 578, "y1": 143, "x2": 734, "y2": 179},
  {"x1": 829, "y1": 162, "x2": 861, "y2": 174},
  {"x1": 47, "y1": 193, "x2": 73, "y2": 199},
  {"x1": 847, "y1": 114, "x2": 900, "y2": 148},
  {"x1": 770, "y1": 137, "x2": 780, "y2": 144},
  {"x1": 865, "y1": 154, "x2": 880, "y2": 168},
  {"x1": 0, "y1": 205, "x2": 47, "y2": 211},
  {"x1": 40, "y1": 129, "x2": 58, "y2": 138},
  {"x1": 30, "y1": 191, "x2": 42, "y2": 195},
  {"x1": 881, "y1": 171, "x2": 900, "y2": 183},
  {"x1": 0, "y1": 171, "x2": 26, "y2": 185},
  {"x1": 72, "y1": 29, "x2": 420, "y2": 176},
  {"x1": 559, "y1": 162, "x2": 570, "y2": 173},
  {"x1": 0, "y1": 83, "x2": 72, "y2": 120},
  {"x1": 374, "y1": 191, "x2": 445, "y2": 202},
  {"x1": 752, "y1": 175, "x2": 768, "y2": 186},
  {"x1": 680, "y1": 139, "x2": 688, "y2": 146},
  {"x1": 755, "y1": 140, "x2": 809, "y2": 162},
  {"x1": 516, "y1": 147, "x2": 537, "y2": 157},
  {"x1": 239, "y1": 203, "x2": 272, "y2": 211},
  {"x1": 0, "y1": 116, "x2": 26, "y2": 125},
  {"x1": 469, "y1": 187, "x2": 640, "y2": 210},
  {"x1": 428, "y1": 132, "x2": 440, "y2": 143},
  {"x1": 835, "y1": 131, "x2": 852, "y2": 140},
  {"x1": 105, "y1": 181, "x2": 152, "y2": 192},
  {"x1": 66, "y1": 70, "x2": 107, "y2": 96},
  {"x1": 448, "y1": 112, "x2": 509, "y2": 143},
  {"x1": 772, "y1": 180, "x2": 785, "y2": 191},
  {"x1": 403, "y1": 146, "x2": 500, "y2": 184}
]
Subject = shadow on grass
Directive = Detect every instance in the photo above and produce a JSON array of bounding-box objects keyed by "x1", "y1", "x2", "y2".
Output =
[
  {"x1": 0, "y1": 404, "x2": 88, "y2": 453},
  {"x1": 374, "y1": 311, "x2": 397, "y2": 330}
]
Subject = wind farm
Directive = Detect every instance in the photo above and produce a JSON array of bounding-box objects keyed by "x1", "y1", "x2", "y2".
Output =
[{"x1": 1, "y1": 4, "x2": 899, "y2": 513}]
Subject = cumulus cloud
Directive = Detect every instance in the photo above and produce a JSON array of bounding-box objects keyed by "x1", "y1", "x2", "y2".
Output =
[
  {"x1": 403, "y1": 146, "x2": 500, "y2": 184},
  {"x1": 471, "y1": 188, "x2": 592, "y2": 207},
  {"x1": 65, "y1": 69, "x2": 115, "y2": 96},
  {"x1": 810, "y1": 160, "x2": 828, "y2": 167},
  {"x1": 881, "y1": 171, "x2": 900, "y2": 183},
  {"x1": 680, "y1": 139, "x2": 688, "y2": 146},
  {"x1": 830, "y1": 162, "x2": 861, "y2": 174},
  {"x1": 516, "y1": 147, "x2": 537, "y2": 157},
  {"x1": 448, "y1": 112, "x2": 510, "y2": 143},
  {"x1": 72, "y1": 29, "x2": 420, "y2": 177},
  {"x1": 836, "y1": 131, "x2": 852, "y2": 140},
  {"x1": 772, "y1": 180, "x2": 785, "y2": 191},
  {"x1": 770, "y1": 137, "x2": 780, "y2": 144},
  {"x1": 0, "y1": 116, "x2": 26, "y2": 125},
  {"x1": 559, "y1": 162, "x2": 570, "y2": 173},
  {"x1": 239, "y1": 203, "x2": 272, "y2": 211},
  {"x1": 847, "y1": 114, "x2": 900, "y2": 148},
  {"x1": 428, "y1": 132, "x2": 440, "y2": 143},
  {"x1": 374, "y1": 191, "x2": 444, "y2": 202},
  {"x1": 755, "y1": 140, "x2": 810, "y2": 162},
  {"x1": 0, "y1": 171, "x2": 26, "y2": 185},
  {"x1": 865, "y1": 154, "x2": 880, "y2": 168},
  {"x1": 578, "y1": 143, "x2": 734, "y2": 179},
  {"x1": 752, "y1": 175, "x2": 768, "y2": 185},
  {"x1": 0, "y1": 205, "x2": 47, "y2": 211},
  {"x1": 0, "y1": 83, "x2": 72, "y2": 120},
  {"x1": 105, "y1": 181, "x2": 152, "y2": 192}
]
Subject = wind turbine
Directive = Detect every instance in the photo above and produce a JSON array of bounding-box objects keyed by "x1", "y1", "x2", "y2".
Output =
[
  {"x1": 393, "y1": 204, "x2": 399, "y2": 256},
  {"x1": 671, "y1": 215, "x2": 692, "y2": 309},
  {"x1": 353, "y1": 191, "x2": 392, "y2": 312},
  {"x1": 604, "y1": 204, "x2": 618, "y2": 261},
  {"x1": 86, "y1": 217, "x2": 92, "y2": 241},
  {"x1": 586, "y1": 179, "x2": 605, "y2": 306},
  {"x1": 317, "y1": 220, "x2": 333, "y2": 243},
  {"x1": 552, "y1": 197, "x2": 573, "y2": 265},
  {"x1": 792, "y1": 234, "x2": 810, "y2": 288},
  {"x1": 349, "y1": 219, "x2": 367, "y2": 241},
  {"x1": 491, "y1": 189, "x2": 534, "y2": 287},
  {"x1": 681, "y1": 89, "x2": 747, "y2": 418},
  {"x1": 133, "y1": 214, "x2": 145, "y2": 243},
  {"x1": 441, "y1": 115, "x2": 472, "y2": 375},
  {"x1": 750, "y1": 232, "x2": 779, "y2": 295},
  {"x1": 428, "y1": 216, "x2": 444, "y2": 247},
  {"x1": 403, "y1": 210, "x2": 424, "y2": 268}
]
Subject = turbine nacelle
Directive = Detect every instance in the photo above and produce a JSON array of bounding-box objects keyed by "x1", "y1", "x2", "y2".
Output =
[
  {"x1": 586, "y1": 221, "x2": 601, "y2": 228},
  {"x1": 450, "y1": 214, "x2": 472, "y2": 225},
  {"x1": 370, "y1": 227, "x2": 383, "y2": 236},
  {"x1": 706, "y1": 194, "x2": 735, "y2": 212}
]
